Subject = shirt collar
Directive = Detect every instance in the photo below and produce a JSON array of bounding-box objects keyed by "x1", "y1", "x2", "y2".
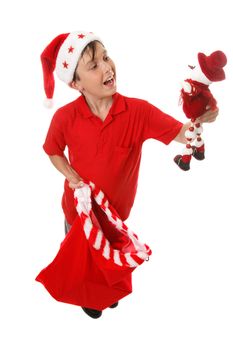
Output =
[{"x1": 75, "y1": 92, "x2": 126, "y2": 119}]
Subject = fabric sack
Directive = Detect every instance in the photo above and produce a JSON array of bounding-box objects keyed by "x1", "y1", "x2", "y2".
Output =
[{"x1": 36, "y1": 180, "x2": 152, "y2": 310}]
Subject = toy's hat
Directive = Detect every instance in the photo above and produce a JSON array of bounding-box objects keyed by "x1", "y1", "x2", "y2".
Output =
[
  {"x1": 198, "y1": 50, "x2": 227, "y2": 82},
  {"x1": 40, "y1": 31, "x2": 103, "y2": 107}
]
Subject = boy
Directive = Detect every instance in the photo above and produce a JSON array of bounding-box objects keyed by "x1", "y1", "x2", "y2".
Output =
[{"x1": 41, "y1": 31, "x2": 218, "y2": 318}]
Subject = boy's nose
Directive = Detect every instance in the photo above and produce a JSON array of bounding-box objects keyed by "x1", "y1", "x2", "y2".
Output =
[{"x1": 99, "y1": 61, "x2": 112, "y2": 73}]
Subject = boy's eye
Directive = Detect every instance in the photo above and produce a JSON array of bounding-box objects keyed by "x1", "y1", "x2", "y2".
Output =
[
  {"x1": 90, "y1": 64, "x2": 97, "y2": 69},
  {"x1": 104, "y1": 56, "x2": 110, "y2": 61}
]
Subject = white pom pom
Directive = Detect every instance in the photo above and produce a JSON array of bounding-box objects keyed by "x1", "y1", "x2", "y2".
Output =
[
  {"x1": 195, "y1": 139, "x2": 204, "y2": 147},
  {"x1": 195, "y1": 126, "x2": 203, "y2": 134},
  {"x1": 185, "y1": 129, "x2": 196, "y2": 140},
  {"x1": 43, "y1": 98, "x2": 54, "y2": 108},
  {"x1": 183, "y1": 146, "x2": 193, "y2": 155}
]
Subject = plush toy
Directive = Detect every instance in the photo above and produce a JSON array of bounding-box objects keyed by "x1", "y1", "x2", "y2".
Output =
[{"x1": 174, "y1": 50, "x2": 227, "y2": 171}]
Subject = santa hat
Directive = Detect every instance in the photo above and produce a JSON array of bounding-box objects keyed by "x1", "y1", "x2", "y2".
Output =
[
  {"x1": 41, "y1": 31, "x2": 103, "y2": 107},
  {"x1": 198, "y1": 50, "x2": 227, "y2": 82}
]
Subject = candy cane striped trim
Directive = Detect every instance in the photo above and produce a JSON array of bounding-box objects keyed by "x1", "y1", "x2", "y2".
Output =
[{"x1": 74, "y1": 181, "x2": 152, "y2": 268}]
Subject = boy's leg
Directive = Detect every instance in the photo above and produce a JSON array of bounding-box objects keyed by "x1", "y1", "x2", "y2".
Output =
[{"x1": 64, "y1": 218, "x2": 71, "y2": 235}]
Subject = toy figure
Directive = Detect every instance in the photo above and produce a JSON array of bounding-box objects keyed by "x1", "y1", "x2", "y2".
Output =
[{"x1": 174, "y1": 50, "x2": 227, "y2": 171}]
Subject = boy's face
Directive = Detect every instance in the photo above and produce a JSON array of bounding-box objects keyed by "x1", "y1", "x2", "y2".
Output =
[{"x1": 72, "y1": 42, "x2": 116, "y2": 99}]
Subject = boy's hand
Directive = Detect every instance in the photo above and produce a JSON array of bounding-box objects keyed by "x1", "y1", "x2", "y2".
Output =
[
  {"x1": 67, "y1": 169, "x2": 84, "y2": 190},
  {"x1": 196, "y1": 107, "x2": 219, "y2": 124},
  {"x1": 175, "y1": 107, "x2": 219, "y2": 144},
  {"x1": 68, "y1": 175, "x2": 84, "y2": 190},
  {"x1": 66, "y1": 166, "x2": 84, "y2": 189}
]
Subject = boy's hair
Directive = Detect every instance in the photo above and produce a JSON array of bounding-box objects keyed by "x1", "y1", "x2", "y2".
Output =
[{"x1": 73, "y1": 40, "x2": 103, "y2": 81}]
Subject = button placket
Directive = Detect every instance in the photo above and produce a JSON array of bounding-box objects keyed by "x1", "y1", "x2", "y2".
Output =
[
  {"x1": 95, "y1": 128, "x2": 104, "y2": 155},
  {"x1": 94, "y1": 115, "x2": 112, "y2": 155}
]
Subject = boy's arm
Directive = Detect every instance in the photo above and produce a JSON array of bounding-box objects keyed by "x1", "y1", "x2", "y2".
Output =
[
  {"x1": 174, "y1": 108, "x2": 219, "y2": 144},
  {"x1": 48, "y1": 155, "x2": 84, "y2": 189}
]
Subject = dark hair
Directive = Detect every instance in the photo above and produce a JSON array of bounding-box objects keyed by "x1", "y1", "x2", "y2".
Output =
[{"x1": 72, "y1": 40, "x2": 103, "y2": 81}]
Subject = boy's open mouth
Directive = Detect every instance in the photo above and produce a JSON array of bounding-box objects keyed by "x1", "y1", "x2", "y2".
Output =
[{"x1": 103, "y1": 75, "x2": 115, "y2": 87}]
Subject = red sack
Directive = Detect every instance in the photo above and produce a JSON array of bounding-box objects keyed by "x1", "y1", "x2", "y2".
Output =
[{"x1": 36, "y1": 180, "x2": 152, "y2": 310}]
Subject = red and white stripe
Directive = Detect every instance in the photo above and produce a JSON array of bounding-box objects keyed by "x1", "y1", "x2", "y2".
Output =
[{"x1": 74, "y1": 181, "x2": 152, "y2": 268}]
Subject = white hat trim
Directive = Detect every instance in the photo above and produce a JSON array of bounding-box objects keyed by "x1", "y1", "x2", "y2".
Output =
[{"x1": 55, "y1": 31, "x2": 103, "y2": 84}]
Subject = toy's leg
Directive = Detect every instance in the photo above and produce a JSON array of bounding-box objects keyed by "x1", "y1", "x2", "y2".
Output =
[
  {"x1": 192, "y1": 123, "x2": 205, "y2": 160},
  {"x1": 174, "y1": 146, "x2": 192, "y2": 171},
  {"x1": 174, "y1": 122, "x2": 195, "y2": 171}
]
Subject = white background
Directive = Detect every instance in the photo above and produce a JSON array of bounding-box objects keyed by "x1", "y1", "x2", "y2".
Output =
[{"x1": 1, "y1": 0, "x2": 232, "y2": 349}]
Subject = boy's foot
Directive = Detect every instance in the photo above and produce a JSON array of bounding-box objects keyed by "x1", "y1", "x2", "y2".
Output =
[
  {"x1": 109, "y1": 302, "x2": 119, "y2": 309},
  {"x1": 81, "y1": 307, "x2": 102, "y2": 319}
]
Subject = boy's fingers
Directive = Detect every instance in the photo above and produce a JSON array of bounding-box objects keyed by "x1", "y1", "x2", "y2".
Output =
[
  {"x1": 196, "y1": 108, "x2": 219, "y2": 123},
  {"x1": 68, "y1": 180, "x2": 84, "y2": 189}
]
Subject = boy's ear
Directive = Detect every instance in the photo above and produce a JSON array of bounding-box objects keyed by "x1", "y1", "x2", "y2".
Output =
[{"x1": 69, "y1": 80, "x2": 82, "y2": 92}]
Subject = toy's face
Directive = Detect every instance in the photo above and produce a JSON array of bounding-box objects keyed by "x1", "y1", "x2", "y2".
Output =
[{"x1": 187, "y1": 61, "x2": 212, "y2": 85}]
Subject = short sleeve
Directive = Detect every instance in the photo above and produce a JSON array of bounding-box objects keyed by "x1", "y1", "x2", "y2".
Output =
[
  {"x1": 142, "y1": 101, "x2": 183, "y2": 145},
  {"x1": 43, "y1": 109, "x2": 66, "y2": 157}
]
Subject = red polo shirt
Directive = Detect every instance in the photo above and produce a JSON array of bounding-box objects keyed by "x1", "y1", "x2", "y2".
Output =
[{"x1": 43, "y1": 92, "x2": 183, "y2": 225}]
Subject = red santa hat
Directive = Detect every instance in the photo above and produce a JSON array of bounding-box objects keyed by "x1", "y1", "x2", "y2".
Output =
[
  {"x1": 198, "y1": 50, "x2": 227, "y2": 82},
  {"x1": 41, "y1": 31, "x2": 104, "y2": 107}
]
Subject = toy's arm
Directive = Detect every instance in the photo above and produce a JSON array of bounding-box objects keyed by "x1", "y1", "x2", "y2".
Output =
[
  {"x1": 181, "y1": 80, "x2": 192, "y2": 94},
  {"x1": 181, "y1": 79, "x2": 200, "y2": 96}
]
